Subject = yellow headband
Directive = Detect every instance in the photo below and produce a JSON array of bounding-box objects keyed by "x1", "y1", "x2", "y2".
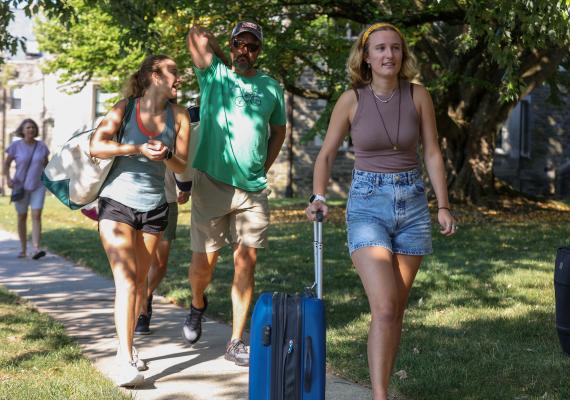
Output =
[{"x1": 361, "y1": 23, "x2": 403, "y2": 46}]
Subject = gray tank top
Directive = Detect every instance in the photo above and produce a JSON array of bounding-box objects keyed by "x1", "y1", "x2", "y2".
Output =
[
  {"x1": 350, "y1": 80, "x2": 420, "y2": 173},
  {"x1": 100, "y1": 98, "x2": 175, "y2": 211}
]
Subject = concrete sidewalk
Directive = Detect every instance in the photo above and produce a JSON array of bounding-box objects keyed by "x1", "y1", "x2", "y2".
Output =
[{"x1": 0, "y1": 229, "x2": 372, "y2": 399}]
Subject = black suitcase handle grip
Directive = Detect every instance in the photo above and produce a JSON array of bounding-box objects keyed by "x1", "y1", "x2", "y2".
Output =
[
  {"x1": 304, "y1": 336, "x2": 313, "y2": 392},
  {"x1": 316, "y1": 210, "x2": 324, "y2": 222}
]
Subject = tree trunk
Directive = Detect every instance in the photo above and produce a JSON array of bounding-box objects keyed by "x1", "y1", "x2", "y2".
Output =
[{"x1": 442, "y1": 93, "x2": 514, "y2": 203}]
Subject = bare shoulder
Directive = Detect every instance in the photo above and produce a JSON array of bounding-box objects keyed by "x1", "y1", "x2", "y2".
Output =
[
  {"x1": 335, "y1": 88, "x2": 359, "y2": 112},
  {"x1": 171, "y1": 103, "x2": 188, "y2": 113},
  {"x1": 410, "y1": 83, "x2": 431, "y2": 101},
  {"x1": 172, "y1": 103, "x2": 190, "y2": 117},
  {"x1": 119, "y1": 98, "x2": 131, "y2": 106},
  {"x1": 334, "y1": 88, "x2": 360, "y2": 123},
  {"x1": 338, "y1": 88, "x2": 358, "y2": 104},
  {"x1": 172, "y1": 103, "x2": 190, "y2": 125},
  {"x1": 105, "y1": 98, "x2": 129, "y2": 122},
  {"x1": 112, "y1": 98, "x2": 129, "y2": 112}
]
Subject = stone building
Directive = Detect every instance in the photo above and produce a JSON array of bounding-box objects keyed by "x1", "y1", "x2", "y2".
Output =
[
  {"x1": 1, "y1": 9, "x2": 111, "y2": 195},
  {"x1": 494, "y1": 80, "x2": 570, "y2": 198}
]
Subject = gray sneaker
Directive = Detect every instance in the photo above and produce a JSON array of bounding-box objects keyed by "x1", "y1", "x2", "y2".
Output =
[{"x1": 225, "y1": 339, "x2": 249, "y2": 367}]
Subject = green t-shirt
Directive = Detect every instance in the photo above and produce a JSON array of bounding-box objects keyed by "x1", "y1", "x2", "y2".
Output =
[{"x1": 193, "y1": 55, "x2": 286, "y2": 191}]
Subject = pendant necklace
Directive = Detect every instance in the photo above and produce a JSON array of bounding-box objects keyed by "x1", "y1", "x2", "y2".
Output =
[{"x1": 370, "y1": 81, "x2": 401, "y2": 151}]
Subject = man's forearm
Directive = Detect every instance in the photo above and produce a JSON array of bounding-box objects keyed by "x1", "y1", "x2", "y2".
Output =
[
  {"x1": 209, "y1": 36, "x2": 230, "y2": 66},
  {"x1": 187, "y1": 25, "x2": 229, "y2": 68}
]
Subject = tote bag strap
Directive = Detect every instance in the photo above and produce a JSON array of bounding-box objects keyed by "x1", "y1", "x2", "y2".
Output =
[
  {"x1": 117, "y1": 97, "x2": 136, "y2": 143},
  {"x1": 20, "y1": 141, "x2": 39, "y2": 186}
]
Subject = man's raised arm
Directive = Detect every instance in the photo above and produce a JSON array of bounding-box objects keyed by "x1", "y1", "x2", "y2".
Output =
[{"x1": 186, "y1": 25, "x2": 229, "y2": 68}]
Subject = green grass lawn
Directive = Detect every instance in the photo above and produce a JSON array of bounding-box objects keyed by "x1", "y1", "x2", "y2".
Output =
[
  {"x1": 0, "y1": 285, "x2": 130, "y2": 400},
  {"x1": 1, "y1": 196, "x2": 570, "y2": 399}
]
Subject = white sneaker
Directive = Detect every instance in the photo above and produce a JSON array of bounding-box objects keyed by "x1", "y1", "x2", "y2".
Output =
[
  {"x1": 116, "y1": 346, "x2": 148, "y2": 371},
  {"x1": 116, "y1": 360, "x2": 144, "y2": 387}
]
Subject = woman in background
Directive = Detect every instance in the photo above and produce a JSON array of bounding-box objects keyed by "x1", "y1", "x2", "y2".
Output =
[{"x1": 3, "y1": 118, "x2": 49, "y2": 259}]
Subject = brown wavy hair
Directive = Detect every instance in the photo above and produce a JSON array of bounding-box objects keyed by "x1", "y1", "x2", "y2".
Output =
[
  {"x1": 15, "y1": 118, "x2": 39, "y2": 138},
  {"x1": 122, "y1": 54, "x2": 173, "y2": 98},
  {"x1": 347, "y1": 23, "x2": 417, "y2": 88}
]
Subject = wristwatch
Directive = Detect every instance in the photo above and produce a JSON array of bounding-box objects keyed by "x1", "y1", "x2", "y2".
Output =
[
  {"x1": 165, "y1": 149, "x2": 173, "y2": 160},
  {"x1": 309, "y1": 194, "x2": 326, "y2": 204}
]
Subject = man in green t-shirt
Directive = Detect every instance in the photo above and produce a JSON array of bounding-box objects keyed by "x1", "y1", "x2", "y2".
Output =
[{"x1": 182, "y1": 21, "x2": 286, "y2": 367}]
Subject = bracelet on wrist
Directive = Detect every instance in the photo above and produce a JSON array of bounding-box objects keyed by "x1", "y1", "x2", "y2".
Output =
[{"x1": 438, "y1": 207, "x2": 451, "y2": 211}]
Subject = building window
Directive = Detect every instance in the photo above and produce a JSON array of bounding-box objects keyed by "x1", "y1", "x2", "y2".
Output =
[
  {"x1": 10, "y1": 87, "x2": 22, "y2": 109},
  {"x1": 519, "y1": 100, "x2": 530, "y2": 158},
  {"x1": 94, "y1": 87, "x2": 114, "y2": 118}
]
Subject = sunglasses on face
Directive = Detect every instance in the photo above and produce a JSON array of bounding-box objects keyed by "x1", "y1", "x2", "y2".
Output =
[{"x1": 232, "y1": 39, "x2": 260, "y2": 52}]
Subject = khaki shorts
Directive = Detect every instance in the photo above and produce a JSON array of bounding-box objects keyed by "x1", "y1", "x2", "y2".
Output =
[{"x1": 190, "y1": 170, "x2": 270, "y2": 253}]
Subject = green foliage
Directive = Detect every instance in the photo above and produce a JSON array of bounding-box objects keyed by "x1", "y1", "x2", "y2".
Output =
[
  {"x1": 3, "y1": 0, "x2": 570, "y2": 198},
  {"x1": 0, "y1": 1, "x2": 76, "y2": 64},
  {"x1": 27, "y1": 1, "x2": 569, "y2": 134},
  {"x1": 461, "y1": 0, "x2": 570, "y2": 101},
  {"x1": 35, "y1": 0, "x2": 146, "y2": 94},
  {"x1": 0, "y1": 2, "x2": 23, "y2": 63}
]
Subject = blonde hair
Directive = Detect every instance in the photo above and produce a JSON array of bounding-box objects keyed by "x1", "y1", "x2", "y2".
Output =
[
  {"x1": 347, "y1": 23, "x2": 417, "y2": 88},
  {"x1": 122, "y1": 54, "x2": 173, "y2": 98}
]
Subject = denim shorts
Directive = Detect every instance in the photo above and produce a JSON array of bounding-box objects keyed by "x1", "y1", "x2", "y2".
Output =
[{"x1": 346, "y1": 168, "x2": 432, "y2": 256}]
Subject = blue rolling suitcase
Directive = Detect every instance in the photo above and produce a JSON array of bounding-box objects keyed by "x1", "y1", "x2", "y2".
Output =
[{"x1": 249, "y1": 213, "x2": 326, "y2": 400}]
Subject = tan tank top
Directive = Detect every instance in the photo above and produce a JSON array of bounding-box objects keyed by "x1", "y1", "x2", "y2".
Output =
[{"x1": 350, "y1": 80, "x2": 420, "y2": 173}]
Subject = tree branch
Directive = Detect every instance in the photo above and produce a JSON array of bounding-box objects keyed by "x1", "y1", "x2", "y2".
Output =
[{"x1": 282, "y1": 81, "x2": 330, "y2": 99}]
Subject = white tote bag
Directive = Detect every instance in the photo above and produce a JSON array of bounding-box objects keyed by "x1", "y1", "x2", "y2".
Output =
[{"x1": 41, "y1": 98, "x2": 135, "y2": 209}]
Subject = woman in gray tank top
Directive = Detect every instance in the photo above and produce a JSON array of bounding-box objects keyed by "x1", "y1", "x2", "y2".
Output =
[
  {"x1": 90, "y1": 55, "x2": 191, "y2": 388},
  {"x1": 306, "y1": 23, "x2": 457, "y2": 399}
]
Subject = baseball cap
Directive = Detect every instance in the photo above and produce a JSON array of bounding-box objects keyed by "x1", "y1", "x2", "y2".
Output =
[{"x1": 231, "y1": 21, "x2": 263, "y2": 43}]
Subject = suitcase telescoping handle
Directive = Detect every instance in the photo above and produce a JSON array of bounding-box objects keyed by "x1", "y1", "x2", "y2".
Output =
[{"x1": 312, "y1": 211, "x2": 324, "y2": 299}]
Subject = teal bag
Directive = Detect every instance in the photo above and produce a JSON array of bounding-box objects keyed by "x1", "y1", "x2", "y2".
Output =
[{"x1": 41, "y1": 98, "x2": 135, "y2": 209}]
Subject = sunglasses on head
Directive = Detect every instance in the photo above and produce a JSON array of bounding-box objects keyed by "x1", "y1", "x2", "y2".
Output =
[{"x1": 232, "y1": 39, "x2": 260, "y2": 52}]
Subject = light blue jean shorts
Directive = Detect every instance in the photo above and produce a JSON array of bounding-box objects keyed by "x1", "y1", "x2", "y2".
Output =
[{"x1": 346, "y1": 168, "x2": 432, "y2": 256}]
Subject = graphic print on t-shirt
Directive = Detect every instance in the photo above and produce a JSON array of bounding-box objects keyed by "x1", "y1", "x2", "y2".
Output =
[{"x1": 230, "y1": 81, "x2": 261, "y2": 107}]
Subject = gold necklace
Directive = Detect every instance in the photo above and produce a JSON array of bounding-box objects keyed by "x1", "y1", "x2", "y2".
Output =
[{"x1": 370, "y1": 81, "x2": 401, "y2": 151}]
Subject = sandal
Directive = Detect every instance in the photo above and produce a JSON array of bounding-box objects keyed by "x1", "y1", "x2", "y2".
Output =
[
  {"x1": 32, "y1": 250, "x2": 46, "y2": 260},
  {"x1": 17, "y1": 252, "x2": 26, "y2": 258}
]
